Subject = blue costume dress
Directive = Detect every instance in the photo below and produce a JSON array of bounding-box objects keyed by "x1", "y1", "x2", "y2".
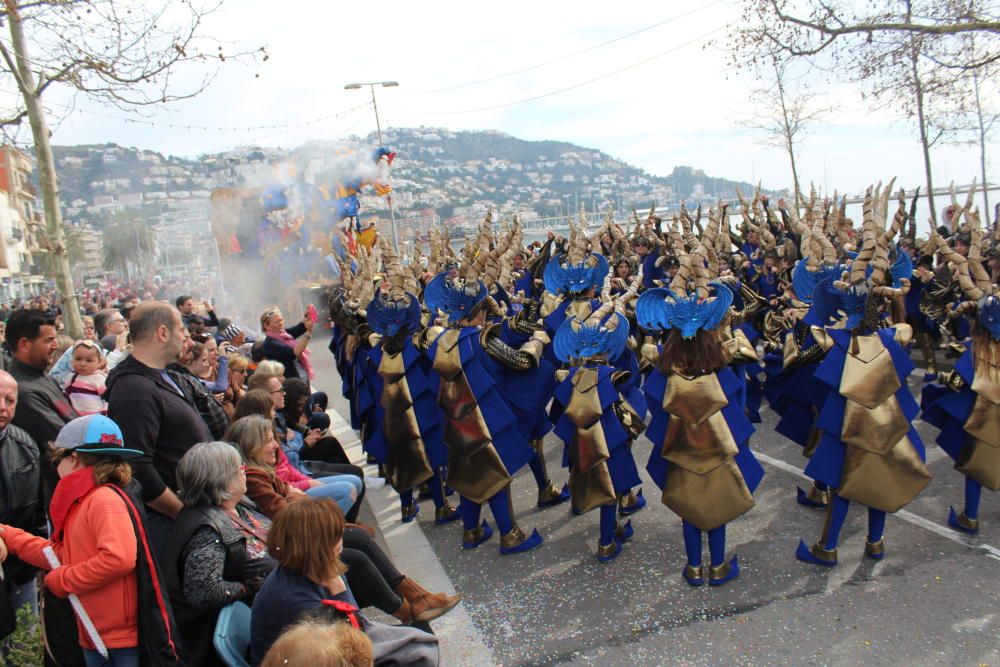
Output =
[
  {"x1": 366, "y1": 333, "x2": 458, "y2": 524},
  {"x1": 922, "y1": 342, "x2": 1000, "y2": 533},
  {"x1": 643, "y1": 355, "x2": 764, "y2": 585},
  {"x1": 796, "y1": 324, "x2": 932, "y2": 564},
  {"x1": 550, "y1": 363, "x2": 645, "y2": 561},
  {"x1": 424, "y1": 325, "x2": 547, "y2": 554}
]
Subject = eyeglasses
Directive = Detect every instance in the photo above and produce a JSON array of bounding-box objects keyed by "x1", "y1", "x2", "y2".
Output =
[{"x1": 270, "y1": 388, "x2": 285, "y2": 396}]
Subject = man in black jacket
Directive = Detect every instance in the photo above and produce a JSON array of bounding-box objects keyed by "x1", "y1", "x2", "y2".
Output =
[
  {"x1": 0, "y1": 370, "x2": 45, "y2": 621},
  {"x1": 5, "y1": 309, "x2": 79, "y2": 500},
  {"x1": 106, "y1": 302, "x2": 212, "y2": 558}
]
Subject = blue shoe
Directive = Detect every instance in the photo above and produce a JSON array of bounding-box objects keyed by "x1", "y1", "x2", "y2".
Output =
[
  {"x1": 570, "y1": 505, "x2": 583, "y2": 516},
  {"x1": 709, "y1": 555, "x2": 740, "y2": 586},
  {"x1": 614, "y1": 520, "x2": 635, "y2": 543},
  {"x1": 796, "y1": 485, "x2": 829, "y2": 509},
  {"x1": 618, "y1": 489, "x2": 646, "y2": 516},
  {"x1": 596, "y1": 540, "x2": 622, "y2": 563},
  {"x1": 682, "y1": 563, "x2": 706, "y2": 586},
  {"x1": 537, "y1": 483, "x2": 571, "y2": 508},
  {"x1": 796, "y1": 539, "x2": 838, "y2": 567},
  {"x1": 444, "y1": 485, "x2": 455, "y2": 497},
  {"x1": 462, "y1": 521, "x2": 494, "y2": 549},
  {"x1": 923, "y1": 372, "x2": 938, "y2": 382},
  {"x1": 499, "y1": 527, "x2": 544, "y2": 555},
  {"x1": 401, "y1": 503, "x2": 420, "y2": 524},
  {"x1": 948, "y1": 506, "x2": 980, "y2": 534}
]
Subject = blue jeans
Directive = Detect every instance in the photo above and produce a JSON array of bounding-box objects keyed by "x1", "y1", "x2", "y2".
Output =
[
  {"x1": 6, "y1": 577, "x2": 37, "y2": 618},
  {"x1": 306, "y1": 475, "x2": 360, "y2": 515},
  {"x1": 83, "y1": 647, "x2": 140, "y2": 667}
]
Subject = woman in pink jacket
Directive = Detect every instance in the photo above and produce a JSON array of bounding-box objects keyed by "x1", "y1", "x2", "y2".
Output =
[{"x1": 0, "y1": 415, "x2": 147, "y2": 667}]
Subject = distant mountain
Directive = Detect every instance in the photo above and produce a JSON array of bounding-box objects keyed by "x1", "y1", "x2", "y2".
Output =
[{"x1": 51, "y1": 129, "x2": 780, "y2": 227}]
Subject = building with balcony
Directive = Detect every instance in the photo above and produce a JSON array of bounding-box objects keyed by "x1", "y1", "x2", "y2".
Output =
[{"x1": 0, "y1": 146, "x2": 47, "y2": 300}]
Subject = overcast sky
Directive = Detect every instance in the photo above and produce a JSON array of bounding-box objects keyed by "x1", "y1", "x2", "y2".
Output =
[{"x1": 21, "y1": 0, "x2": 995, "y2": 200}]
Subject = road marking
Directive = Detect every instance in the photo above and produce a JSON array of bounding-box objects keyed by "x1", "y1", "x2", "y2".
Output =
[{"x1": 755, "y1": 451, "x2": 1000, "y2": 562}]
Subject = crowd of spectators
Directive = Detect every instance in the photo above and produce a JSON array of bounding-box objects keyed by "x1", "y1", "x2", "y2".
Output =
[{"x1": 0, "y1": 287, "x2": 449, "y2": 666}]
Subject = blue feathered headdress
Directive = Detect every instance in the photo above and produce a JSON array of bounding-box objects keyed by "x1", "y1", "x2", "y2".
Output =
[
  {"x1": 553, "y1": 310, "x2": 630, "y2": 363},
  {"x1": 366, "y1": 292, "x2": 422, "y2": 337},
  {"x1": 423, "y1": 272, "x2": 488, "y2": 324},
  {"x1": 635, "y1": 282, "x2": 734, "y2": 339},
  {"x1": 792, "y1": 259, "x2": 844, "y2": 305},
  {"x1": 543, "y1": 252, "x2": 609, "y2": 295}
]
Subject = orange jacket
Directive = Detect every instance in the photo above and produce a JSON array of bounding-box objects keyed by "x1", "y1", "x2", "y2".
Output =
[{"x1": 2, "y1": 484, "x2": 139, "y2": 649}]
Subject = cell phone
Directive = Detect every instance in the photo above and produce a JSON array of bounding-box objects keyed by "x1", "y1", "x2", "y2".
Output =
[{"x1": 307, "y1": 304, "x2": 318, "y2": 323}]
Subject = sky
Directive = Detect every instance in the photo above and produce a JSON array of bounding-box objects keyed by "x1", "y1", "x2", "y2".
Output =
[{"x1": 7, "y1": 0, "x2": 995, "y2": 202}]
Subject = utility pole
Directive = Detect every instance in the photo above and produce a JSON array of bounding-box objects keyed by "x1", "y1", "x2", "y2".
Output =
[{"x1": 345, "y1": 80, "x2": 400, "y2": 249}]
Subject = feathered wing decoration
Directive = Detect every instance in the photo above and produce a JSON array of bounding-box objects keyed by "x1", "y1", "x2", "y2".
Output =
[
  {"x1": 553, "y1": 312, "x2": 631, "y2": 364},
  {"x1": 543, "y1": 252, "x2": 610, "y2": 295},
  {"x1": 423, "y1": 272, "x2": 488, "y2": 325},
  {"x1": 792, "y1": 259, "x2": 843, "y2": 304},
  {"x1": 366, "y1": 291, "x2": 422, "y2": 337},
  {"x1": 636, "y1": 284, "x2": 733, "y2": 339}
]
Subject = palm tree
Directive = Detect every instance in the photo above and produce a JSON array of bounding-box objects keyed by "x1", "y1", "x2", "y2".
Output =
[{"x1": 103, "y1": 213, "x2": 156, "y2": 281}]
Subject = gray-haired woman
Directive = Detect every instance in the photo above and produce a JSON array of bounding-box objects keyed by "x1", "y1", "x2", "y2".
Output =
[{"x1": 164, "y1": 442, "x2": 276, "y2": 667}]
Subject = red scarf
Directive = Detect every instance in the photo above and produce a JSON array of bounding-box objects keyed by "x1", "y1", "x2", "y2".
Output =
[
  {"x1": 49, "y1": 467, "x2": 99, "y2": 542},
  {"x1": 322, "y1": 599, "x2": 361, "y2": 630},
  {"x1": 266, "y1": 329, "x2": 315, "y2": 380}
]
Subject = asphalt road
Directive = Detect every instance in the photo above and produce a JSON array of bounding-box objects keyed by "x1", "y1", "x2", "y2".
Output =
[{"x1": 311, "y1": 337, "x2": 1000, "y2": 667}]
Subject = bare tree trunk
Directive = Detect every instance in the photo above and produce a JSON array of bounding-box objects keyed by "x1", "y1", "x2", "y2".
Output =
[
  {"x1": 909, "y1": 33, "x2": 937, "y2": 225},
  {"x1": 773, "y1": 58, "x2": 803, "y2": 204},
  {"x1": 6, "y1": 3, "x2": 83, "y2": 337},
  {"x1": 973, "y1": 71, "x2": 990, "y2": 222}
]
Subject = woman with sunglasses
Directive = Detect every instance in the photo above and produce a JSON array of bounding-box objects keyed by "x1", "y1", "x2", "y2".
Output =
[{"x1": 259, "y1": 307, "x2": 316, "y2": 383}]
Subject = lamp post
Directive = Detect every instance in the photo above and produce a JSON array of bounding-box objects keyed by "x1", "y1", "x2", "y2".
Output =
[{"x1": 345, "y1": 80, "x2": 400, "y2": 249}]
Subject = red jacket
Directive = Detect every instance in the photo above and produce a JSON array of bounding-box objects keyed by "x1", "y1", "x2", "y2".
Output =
[{"x1": 2, "y1": 468, "x2": 138, "y2": 650}]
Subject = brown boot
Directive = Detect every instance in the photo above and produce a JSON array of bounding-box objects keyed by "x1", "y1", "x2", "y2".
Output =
[
  {"x1": 394, "y1": 578, "x2": 461, "y2": 622},
  {"x1": 391, "y1": 597, "x2": 415, "y2": 624}
]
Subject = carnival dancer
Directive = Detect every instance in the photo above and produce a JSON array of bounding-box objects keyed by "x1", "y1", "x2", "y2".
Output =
[
  {"x1": 549, "y1": 274, "x2": 645, "y2": 562},
  {"x1": 421, "y1": 221, "x2": 548, "y2": 555},
  {"x1": 762, "y1": 195, "x2": 847, "y2": 508},
  {"x1": 795, "y1": 183, "x2": 932, "y2": 566},
  {"x1": 365, "y1": 238, "x2": 460, "y2": 525},
  {"x1": 539, "y1": 211, "x2": 645, "y2": 515},
  {"x1": 921, "y1": 216, "x2": 1000, "y2": 535},
  {"x1": 636, "y1": 214, "x2": 764, "y2": 587}
]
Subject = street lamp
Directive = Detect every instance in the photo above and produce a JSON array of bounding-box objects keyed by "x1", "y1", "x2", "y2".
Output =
[{"x1": 345, "y1": 80, "x2": 400, "y2": 248}]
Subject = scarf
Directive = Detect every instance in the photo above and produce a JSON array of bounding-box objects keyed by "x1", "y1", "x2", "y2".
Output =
[
  {"x1": 49, "y1": 467, "x2": 99, "y2": 542},
  {"x1": 266, "y1": 329, "x2": 314, "y2": 381}
]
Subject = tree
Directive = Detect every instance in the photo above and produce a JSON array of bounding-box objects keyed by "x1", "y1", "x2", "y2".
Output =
[
  {"x1": 102, "y1": 213, "x2": 155, "y2": 281},
  {"x1": 732, "y1": 0, "x2": 998, "y2": 222},
  {"x1": 737, "y1": 47, "x2": 833, "y2": 204},
  {"x1": 0, "y1": 0, "x2": 265, "y2": 336}
]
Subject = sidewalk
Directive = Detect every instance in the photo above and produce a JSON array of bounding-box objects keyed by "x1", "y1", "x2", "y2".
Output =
[{"x1": 326, "y1": 408, "x2": 496, "y2": 667}]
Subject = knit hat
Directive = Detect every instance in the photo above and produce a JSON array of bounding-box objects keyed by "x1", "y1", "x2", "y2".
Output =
[
  {"x1": 221, "y1": 324, "x2": 243, "y2": 341},
  {"x1": 55, "y1": 415, "x2": 144, "y2": 459}
]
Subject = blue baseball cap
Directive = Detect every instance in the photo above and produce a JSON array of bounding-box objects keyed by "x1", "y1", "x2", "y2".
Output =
[{"x1": 55, "y1": 415, "x2": 144, "y2": 459}]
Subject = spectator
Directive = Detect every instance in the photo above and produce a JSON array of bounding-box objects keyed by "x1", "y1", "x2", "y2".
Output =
[
  {"x1": 166, "y1": 332, "x2": 229, "y2": 440},
  {"x1": 259, "y1": 306, "x2": 315, "y2": 382},
  {"x1": 5, "y1": 309, "x2": 79, "y2": 498},
  {"x1": 105, "y1": 301, "x2": 212, "y2": 556},
  {"x1": 281, "y1": 378, "x2": 348, "y2": 465},
  {"x1": 0, "y1": 370, "x2": 45, "y2": 621},
  {"x1": 225, "y1": 415, "x2": 358, "y2": 518},
  {"x1": 248, "y1": 498, "x2": 440, "y2": 667},
  {"x1": 176, "y1": 296, "x2": 219, "y2": 330},
  {"x1": 94, "y1": 308, "x2": 127, "y2": 353},
  {"x1": 0, "y1": 414, "x2": 182, "y2": 667},
  {"x1": 260, "y1": 620, "x2": 373, "y2": 667},
  {"x1": 231, "y1": 390, "x2": 365, "y2": 509},
  {"x1": 63, "y1": 340, "x2": 108, "y2": 416},
  {"x1": 221, "y1": 354, "x2": 248, "y2": 420},
  {"x1": 166, "y1": 442, "x2": 276, "y2": 666}
]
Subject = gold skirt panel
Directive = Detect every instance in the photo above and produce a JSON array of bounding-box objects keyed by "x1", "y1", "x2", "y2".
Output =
[
  {"x1": 661, "y1": 459, "x2": 755, "y2": 532},
  {"x1": 838, "y1": 437, "x2": 932, "y2": 512}
]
